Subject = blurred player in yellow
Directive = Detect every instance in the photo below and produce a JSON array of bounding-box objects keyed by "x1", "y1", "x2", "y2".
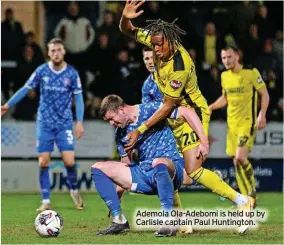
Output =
[
  {"x1": 119, "y1": 0, "x2": 255, "y2": 234},
  {"x1": 210, "y1": 46, "x2": 269, "y2": 204}
]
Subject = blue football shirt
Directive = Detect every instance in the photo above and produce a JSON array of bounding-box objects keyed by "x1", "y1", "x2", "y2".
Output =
[
  {"x1": 25, "y1": 62, "x2": 82, "y2": 127},
  {"x1": 141, "y1": 74, "x2": 163, "y2": 104},
  {"x1": 115, "y1": 102, "x2": 182, "y2": 173}
]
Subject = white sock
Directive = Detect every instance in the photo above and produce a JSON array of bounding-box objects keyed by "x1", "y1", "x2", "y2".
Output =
[
  {"x1": 71, "y1": 189, "x2": 78, "y2": 195},
  {"x1": 42, "y1": 199, "x2": 50, "y2": 204},
  {"x1": 233, "y1": 193, "x2": 249, "y2": 207},
  {"x1": 113, "y1": 213, "x2": 127, "y2": 224}
]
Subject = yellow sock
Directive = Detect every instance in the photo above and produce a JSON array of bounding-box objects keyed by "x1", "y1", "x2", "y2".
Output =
[
  {"x1": 189, "y1": 167, "x2": 238, "y2": 201},
  {"x1": 241, "y1": 161, "x2": 256, "y2": 197},
  {"x1": 235, "y1": 165, "x2": 248, "y2": 196},
  {"x1": 173, "y1": 190, "x2": 183, "y2": 210}
]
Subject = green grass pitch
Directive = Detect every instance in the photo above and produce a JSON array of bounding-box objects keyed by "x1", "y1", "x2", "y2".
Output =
[{"x1": 1, "y1": 192, "x2": 283, "y2": 244}]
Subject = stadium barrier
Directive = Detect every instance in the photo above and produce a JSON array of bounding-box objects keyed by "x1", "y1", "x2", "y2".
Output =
[
  {"x1": 1, "y1": 159, "x2": 282, "y2": 193},
  {"x1": 1, "y1": 121, "x2": 282, "y2": 159}
]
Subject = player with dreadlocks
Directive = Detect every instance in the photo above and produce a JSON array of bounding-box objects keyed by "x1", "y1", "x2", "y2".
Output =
[{"x1": 119, "y1": 0, "x2": 255, "y2": 235}]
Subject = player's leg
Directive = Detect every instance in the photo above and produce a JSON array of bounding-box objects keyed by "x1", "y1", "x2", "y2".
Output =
[
  {"x1": 36, "y1": 122, "x2": 54, "y2": 212},
  {"x1": 91, "y1": 161, "x2": 132, "y2": 235},
  {"x1": 55, "y1": 124, "x2": 84, "y2": 210},
  {"x1": 61, "y1": 151, "x2": 84, "y2": 210},
  {"x1": 235, "y1": 130, "x2": 257, "y2": 199}
]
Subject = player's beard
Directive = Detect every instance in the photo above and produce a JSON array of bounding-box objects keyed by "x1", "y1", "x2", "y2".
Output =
[{"x1": 52, "y1": 59, "x2": 64, "y2": 67}]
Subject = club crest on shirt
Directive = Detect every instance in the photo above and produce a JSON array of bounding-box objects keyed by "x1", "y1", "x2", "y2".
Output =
[
  {"x1": 63, "y1": 78, "x2": 70, "y2": 86},
  {"x1": 170, "y1": 80, "x2": 182, "y2": 89}
]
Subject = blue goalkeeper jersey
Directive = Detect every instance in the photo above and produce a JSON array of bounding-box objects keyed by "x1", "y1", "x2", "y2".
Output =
[
  {"x1": 115, "y1": 102, "x2": 182, "y2": 173},
  {"x1": 141, "y1": 74, "x2": 163, "y2": 103},
  {"x1": 25, "y1": 62, "x2": 82, "y2": 127}
]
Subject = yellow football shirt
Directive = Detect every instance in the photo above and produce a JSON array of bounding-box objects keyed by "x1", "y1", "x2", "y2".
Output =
[
  {"x1": 135, "y1": 28, "x2": 209, "y2": 118},
  {"x1": 221, "y1": 66, "x2": 266, "y2": 125}
]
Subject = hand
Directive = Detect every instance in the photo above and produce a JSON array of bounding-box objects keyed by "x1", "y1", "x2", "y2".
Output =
[
  {"x1": 256, "y1": 113, "x2": 266, "y2": 130},
  {"x1": 124, "y1": 129, "x2": 140, "y2": 152},
  {"x1": 208, "y1": 105, "x2": 213, "y2": 115},
  {"x1": 122, "y1": 0, "x2": 145, "y2": 19},
  {"x1": 196, "y1": 141, "x2": 209, "y2": 162},
  {"x1": 74, "y1": 122, "x2": 84, "y2": 139},
  {"x1": 1, "y1": 104, "x2": 9, "y2": 117}
]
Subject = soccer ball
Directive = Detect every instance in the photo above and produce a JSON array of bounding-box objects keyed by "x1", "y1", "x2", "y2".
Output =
[{"x1": 35, "y1": 210, "x2": 63, "y2": 237}]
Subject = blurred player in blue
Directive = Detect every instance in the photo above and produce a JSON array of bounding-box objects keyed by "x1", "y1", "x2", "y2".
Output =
[
  {"x1": 1, "y1": 38, "x2": 85, "y2": 212},
  {"x1": 92, "y1": 94, "x2": 207, "y2": 236}
]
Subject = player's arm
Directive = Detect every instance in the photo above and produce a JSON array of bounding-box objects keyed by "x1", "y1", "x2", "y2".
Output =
[
  {"x1": 252, "y1": 68, "x2": 270, "y2": 130},
  {"x1": 1, "y1": 70, "x2": 40, "y2": 117},
  {"x1": 119, "y1": 0, "x2": 145, "y2": 39},
  {"x1": 209, "y1": 94, "x2": 227, "y2": 113},
  {"x1": 125, "y1": 71, "x2": 187, "y2": 151},
  {"x1": 72, "y1": 72, "x2": 84, "y2": 139}
]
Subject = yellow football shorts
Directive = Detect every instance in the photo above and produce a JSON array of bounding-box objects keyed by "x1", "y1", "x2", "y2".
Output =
[
  {"x1": 168, "y1": 110, "x2": 210, "y2": 153},
  {"x1": 226, "y1": 124, "x2": 256, "y2": 157}
]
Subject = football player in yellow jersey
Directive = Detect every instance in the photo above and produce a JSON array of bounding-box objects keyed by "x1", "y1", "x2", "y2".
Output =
[
  {"x1": 209, "y1": 46, "x2": 269, "y2": 203},
  {"x1": 119, "y1": 0, "x2": 255, "y2": 234}
]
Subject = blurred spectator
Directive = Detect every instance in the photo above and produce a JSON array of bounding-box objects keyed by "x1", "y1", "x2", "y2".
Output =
[
  {"x1": 89, "y1": 33, "x2": 118, "y2": 98},
  {"x1": 25, "y1": 32, "x2": 45, "y2": 64},
  {"x1": 231, "y1": 1, "x2": 257, "y2": 37},
  {"x1": 116, "y1": 50, "x2": 142, "y2": 105},
  {"x1": 272, "y1": 30, "x2": 283, "y2": 66},
  {"x1": 255, "y1": 39, "x2": 281, "y2": 80},
  {"x1": 188, "y1": 48, "x2": 202, "y2": 76},
  {"x1": 200, "y1": 22, "x2": 224, "y2": 69},
  {"x1": 1, "y1": 8, "x2": 25, "y2": 101},
  {"x1": 252, "y1": 5, "x2": 275, "y2": 40},
  {"x1": 239, "y1": 24, "x2": 264, "y2": 66},
  {"x1": 1, "y1": 8, "x2": 25, "y2": 61},
  {"x1": 54, "y1": 1, "x2": 95, "y2": 88},
  {"x1": 13, "y1": 45, "x2": 39, "y2": 120},
  {"x1": 97, "y1": 10, "x2": 120, "y2": 48}
]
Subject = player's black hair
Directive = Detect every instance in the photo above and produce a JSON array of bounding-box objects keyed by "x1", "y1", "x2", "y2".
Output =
[
  {"x1": 143, "y1": 18, "x2": 186, "y2": 50},
  {"x1": 100, "y1": 95, "x2": 126, "y2": 118},
  {"x1": 142, "y1": 46, "x2": 152, "y2": 53}
]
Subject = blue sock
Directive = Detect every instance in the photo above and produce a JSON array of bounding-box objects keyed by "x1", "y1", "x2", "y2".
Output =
[
  {"x1": 39, "y1": 167, "x2": 50, "y2": 200},
  {"x1": 154, "y1": 164, "x2": 174, "y2": 213},
  {"x1": 66, "y1": 165, "x2": 78, "y2": 190},
  {"x1": 91, "y1": 168, "x2": 121, "y2": 217}
]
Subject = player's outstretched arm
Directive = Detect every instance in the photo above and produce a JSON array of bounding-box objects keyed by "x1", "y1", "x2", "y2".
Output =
[
  {"x1": 119, "y1": 0, "x2": 145, "y2": 38},
  {"x1": 1, "y1": 86, "x2": 31, "y2": 117},
  {"x1": 256, "y1": 87, "x2": 269, "y2": 130},
  {"x1": 209, "y1": 94, "x2": 227, "y2": 114}
]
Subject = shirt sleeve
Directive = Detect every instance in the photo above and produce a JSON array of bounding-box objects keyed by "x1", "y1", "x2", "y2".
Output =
[
  {"x1": 115, "y1": 131, "x2": 128, "y2": 157},
  {"x1": 251, "y1": 68, "x2": 266, "y2": 90},
  {"x1": 164, "y1": 71, "x2": 189, "y2": 99},
  {"x1": 135, "y1": 28, "x2": 153, "y2": 49},
  {"x1": 72, "y1": 70, "x2": 83, "y2": 94},
  {"x1": 221, "y1": 73, "x2": 226, "y2": 95},
  {"x1": 25, "y1": 69, "x2": 41, "y2": 89},
  {"x1": 142, "y1": 77, "x2": 152, "y2": 104}
]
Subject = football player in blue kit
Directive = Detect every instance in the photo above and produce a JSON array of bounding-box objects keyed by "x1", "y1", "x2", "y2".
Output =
[
  {"x1": 1, "y1": 38, "x2": 85, "y2": 212},
  {"x1": 92, "y1": 94, "x2": 208, "y2": 236}
]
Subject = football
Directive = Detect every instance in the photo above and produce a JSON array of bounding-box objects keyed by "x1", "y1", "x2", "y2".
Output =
[{"x1": 34, "y1": 210, "x2": 63, "y2": 237}]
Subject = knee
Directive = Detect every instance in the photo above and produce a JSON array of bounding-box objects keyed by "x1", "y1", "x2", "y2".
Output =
[
  {"x1": 152, "y1": 158, "x2": 169, "y2": 168},
  {"x1": 39, "y1": 157, "x2": 50, "y2": 168},
  {"x1": 91, "y1": 161, "x2": 104, "y2": 170},
  {"x1": 64, "y1": 160, "x2": 75, "y2": 168},
  {"x1": 184, "y1": 164, "x2": 200, "y2": 175}
]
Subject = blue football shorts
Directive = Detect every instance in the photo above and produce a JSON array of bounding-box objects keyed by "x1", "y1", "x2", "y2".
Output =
[
  {"x1": 129, "y1": 158, "x2": 184, "y2": 195},
  {"x1": 36, "y1": 121, "x2": 75, "y2": 153}
]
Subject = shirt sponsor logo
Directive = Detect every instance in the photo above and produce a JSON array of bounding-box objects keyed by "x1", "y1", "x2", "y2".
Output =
[
  {"x1": 44, "y1": 86, "x2": 68, "y2": 92},
  {"x1": 43, "y1": 76, "x2": 50, "y2": 82},
  {"x1": 170, "y1": 80, "x2": 182, "y2": 89},
  {"x1": 225, "y1": 87, "x2": 245, "y2": 94}
]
